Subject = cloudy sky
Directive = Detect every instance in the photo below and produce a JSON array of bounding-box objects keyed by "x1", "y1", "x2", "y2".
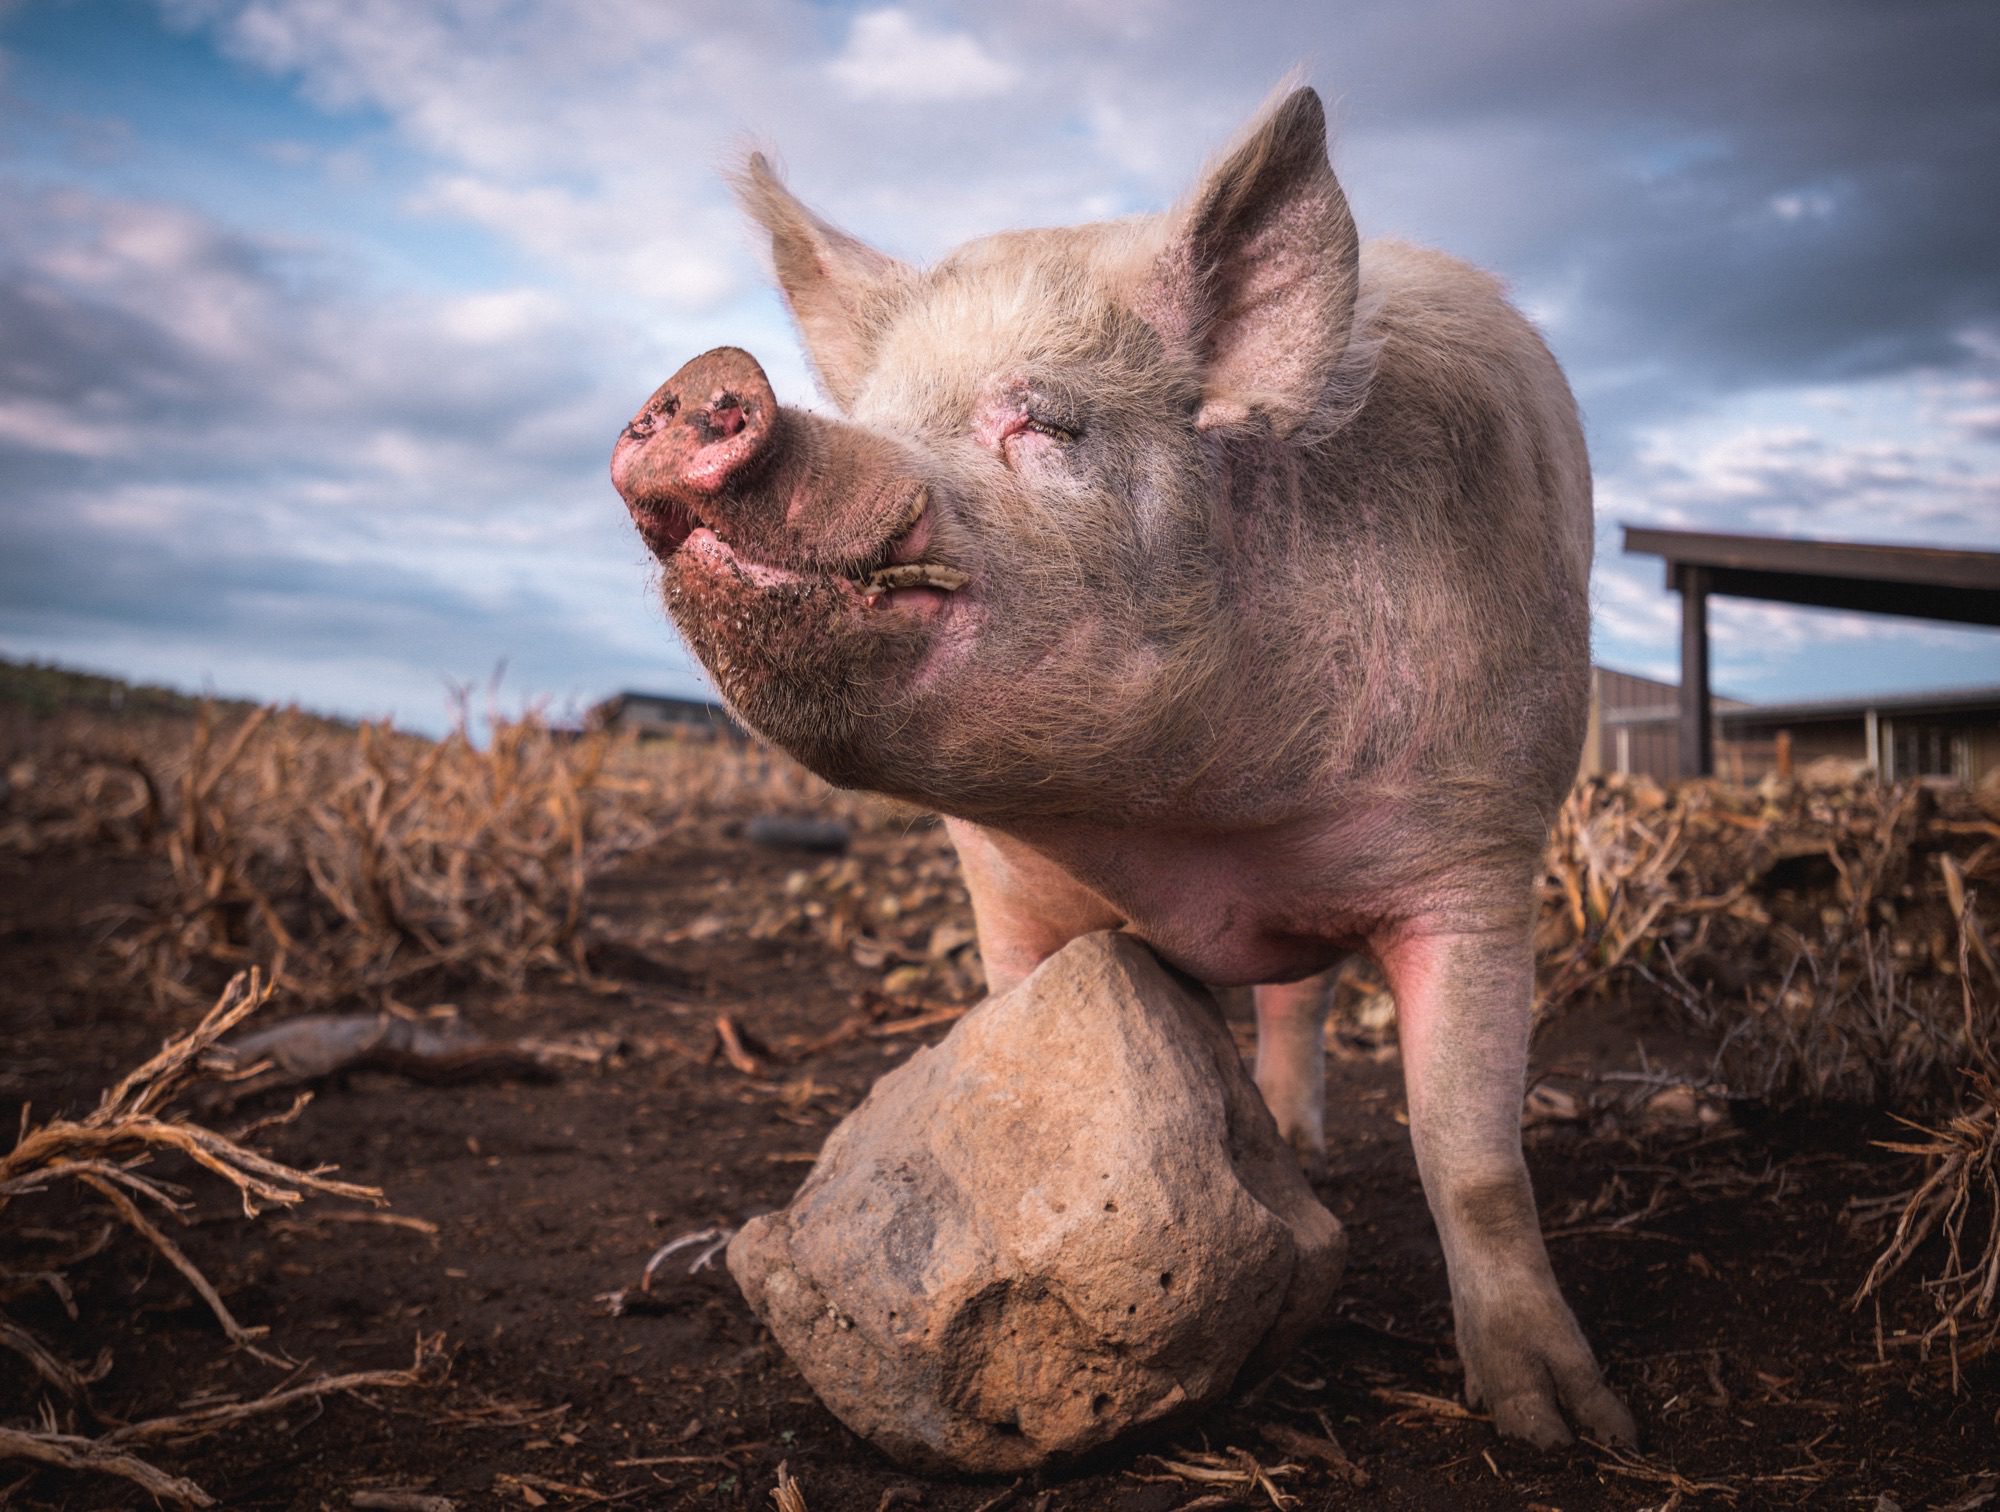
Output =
[{"x1": 2, "y1": 0, "x2": 1995, "y2": 731}]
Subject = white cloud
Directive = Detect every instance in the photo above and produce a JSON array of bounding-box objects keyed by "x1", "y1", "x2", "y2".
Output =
[
  {"x1": 1608, "y1": 363, "x2": 2000, "y2": 547},
  {"x1": 828, "y1": 10, "x2": 1020, "y2": 104},
  {"x1": 412, "y1": 176, "x2": 743, "y2": 312},
  {"x1": 0, "y1": 176, "x2": 699, "y2": 728},
  {"x1": 1769, "y1": 188, "x2": 1836, "y2": 222},
  {"x1": 1918, "y1": 356, "x2": 2000, "y2": 445},
  {"x1": 434, "y1": 287, "x2": 566, "y2": 345},
  {"x1": 1591, "y1": 557, "x2": 1680, "y2": 649},
  {"x1": 0, "y1": 397, "x2": 125, "y2": 457}
]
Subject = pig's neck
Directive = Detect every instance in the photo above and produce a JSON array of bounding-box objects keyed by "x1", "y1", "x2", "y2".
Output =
[
  {"x1": 941, "y1": 424, "x2": 1550, "y2": 983},
  {"x1": 1141, "y1": 434, "x2": 1424, "y2": 817}
]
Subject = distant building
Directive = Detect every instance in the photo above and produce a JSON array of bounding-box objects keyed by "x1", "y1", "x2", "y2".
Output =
[
  {"x1": 1620, "y1": 526, "x2": 2000, "y2": 777},
  {"x1": 1582, "y1": 666, "x2": 2000, "y2": 784},
  {"x1": 1582, "y1": 666, "x2": 1748, "y2": 784},
  {"x1": 1721, "y1": 685, "x2": 2000, "y2": 784},
  {"x1": 588, "y1": 690, "x2": 746, "y2": 742}
]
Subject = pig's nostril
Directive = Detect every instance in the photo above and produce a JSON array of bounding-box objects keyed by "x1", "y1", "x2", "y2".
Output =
[
  {"x1": 705, "y1": 391, "x2": 748, "y2": 440},
  {"x1": 622, "y1": 390, "x2": 682, "y2": 443}
]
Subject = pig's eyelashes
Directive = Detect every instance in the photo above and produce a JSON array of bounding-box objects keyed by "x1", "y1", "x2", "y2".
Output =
[
  {"x1": 1002, "y1": 410, "x2": 1081, "y2": 448},
  {"x1": 1021, "y1": 417, "x2": 1080, "y2": 442},
  {"x1": 988, "y1": 410, "x2": 1080, "y2": 464}
]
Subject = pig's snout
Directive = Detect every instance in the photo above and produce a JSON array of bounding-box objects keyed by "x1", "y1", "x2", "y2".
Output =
[{"x1": 612, "y1": 346, "x2": 780, "y2": 552}]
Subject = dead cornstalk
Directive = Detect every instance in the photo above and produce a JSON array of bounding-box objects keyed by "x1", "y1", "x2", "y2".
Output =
[{"x1": 1, "y1": 972, "x2": 439, "y2": 1505}]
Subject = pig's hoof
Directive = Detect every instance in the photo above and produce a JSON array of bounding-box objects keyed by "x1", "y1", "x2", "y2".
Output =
[
  {"x1": 1255, "y1": 1086, "x2": 1327, "y2": 1179},
  {"x1": 1286, "y1": 1129, "x2": 1329, "y2": 1183},
  {"x1": 1460, "y1": 1300, "x2": 1637, "y2": 1450},
  {"x1": 1261, "y1": 1112, "x2": 1327, "y2": 1181}
]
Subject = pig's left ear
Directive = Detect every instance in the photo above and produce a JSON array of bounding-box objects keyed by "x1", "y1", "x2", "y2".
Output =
[
  {"x1": 1144, "y1": 87, "x2": 1362, "y2": 438},
  {"x1": 735, "y1": 153, "x2": 914, "y2": 411}
]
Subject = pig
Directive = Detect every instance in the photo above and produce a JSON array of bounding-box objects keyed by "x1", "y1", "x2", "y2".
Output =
[{"x1": 611, "y1": 85, "x2": 1636, "y2": 1450}]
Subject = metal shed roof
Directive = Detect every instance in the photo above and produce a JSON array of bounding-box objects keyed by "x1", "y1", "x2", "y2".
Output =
[
  {"x1": 1622, "y1": 526, "x2": 2000, "y2": 626},
  {"x1": 1719, "y1": 684, "x2": 2000, "y2": 726}
]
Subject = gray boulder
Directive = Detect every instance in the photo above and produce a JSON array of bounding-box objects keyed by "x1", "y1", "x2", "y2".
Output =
[{"x1": 727, "y1": 931, "x2": 1345, "y2": 1472}]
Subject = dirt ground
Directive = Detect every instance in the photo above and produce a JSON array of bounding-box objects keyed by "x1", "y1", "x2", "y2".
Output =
[{"x1": 4, "y1": 811, "x2": 1998, "y2": 1510}]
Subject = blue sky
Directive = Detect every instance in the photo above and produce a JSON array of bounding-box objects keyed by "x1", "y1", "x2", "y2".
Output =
[{"x1": 1, "y1": 0, "x2": 1995, "y2": 732}]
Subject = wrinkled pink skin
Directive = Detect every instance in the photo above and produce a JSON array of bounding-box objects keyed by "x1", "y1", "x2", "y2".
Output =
[{"x1": 612, "y1": 89, "x2": 1637, "y2": 1449}]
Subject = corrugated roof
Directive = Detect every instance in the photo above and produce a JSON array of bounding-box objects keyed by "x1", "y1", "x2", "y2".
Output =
[{"x1": 1719, "y1": 684, "x2": 2000, "y2": 725}]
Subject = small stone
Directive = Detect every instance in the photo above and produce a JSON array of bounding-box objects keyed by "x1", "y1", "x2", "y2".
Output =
[
  {"x1": 728, "y1": 931, "x2": 1345, "y2": 1472},
  {"x1": 745, "y1": 815, "x2": 851, "y2": 853},
  {"x1": 1522, "y1": 1084, "x2": 1583, "y2": 1126},
  {"x1": 1351, "y1": 988, "x2": 1397, "y2": 1042},
  {"x1": 1640, "y1": 1083, "x2": 1727, "y2": 1129}
]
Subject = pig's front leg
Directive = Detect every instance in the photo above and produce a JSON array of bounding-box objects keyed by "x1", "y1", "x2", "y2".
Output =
[
  {"x1": 1376, "y1": 916, "x2": 1636, "y2": 1449},
  {"x1": 1253, "y1": 972, "x2": 1337, "y2": 1172},
  {"x1": 944, "y1": 819, "x2": 1124, "y2": 996}
]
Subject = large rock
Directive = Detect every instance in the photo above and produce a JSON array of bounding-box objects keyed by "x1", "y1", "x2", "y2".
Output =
[{"x1": 727, "y1": 931, "x2": 1345, "y2": 1472}]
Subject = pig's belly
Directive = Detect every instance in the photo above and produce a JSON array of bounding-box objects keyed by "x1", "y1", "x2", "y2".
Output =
[
  {"x1": 1014, "y1": 821, "x2": 1406, "y2": 988},
  {"x1": 1125, "y1": 915, "x2": 1352, "y2": 989}
]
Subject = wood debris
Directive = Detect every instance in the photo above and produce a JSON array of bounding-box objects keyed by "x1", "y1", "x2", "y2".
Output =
[{"x1": 1131, "y1": 1446, "x2": 1303, "y2": 1509}]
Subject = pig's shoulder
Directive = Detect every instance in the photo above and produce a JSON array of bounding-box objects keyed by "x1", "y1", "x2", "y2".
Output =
[
  {"x1": 1352, "y1": 236, "x2": 1576, "y2": 427},
  {"x1": 1339, "y1": 237, "x2": 1592, "y2": 570},
  {"x1": 1357, "y1": 239, "x2": 1531, "y2": 346}
]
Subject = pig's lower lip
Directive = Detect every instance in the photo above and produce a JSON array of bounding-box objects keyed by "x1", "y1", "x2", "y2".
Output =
[
  {"x1": 631, "y1": 487, "x2": 958, "y2": 594},
  {"x1": 680, "y1": 528, "x2": 962, "y2": 618}
]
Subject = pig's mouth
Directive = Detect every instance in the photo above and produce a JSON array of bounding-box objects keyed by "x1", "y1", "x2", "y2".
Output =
[{"x1": 635, "y1": 487, "x2": 970, "y2": 615}]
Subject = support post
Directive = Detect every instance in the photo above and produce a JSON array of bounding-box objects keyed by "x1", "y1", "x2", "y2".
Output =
[{"x1": 1677, "y1": 565, "x2": 1713, "y2": 779}]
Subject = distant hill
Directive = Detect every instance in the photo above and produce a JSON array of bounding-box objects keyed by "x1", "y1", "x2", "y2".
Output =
[{"x1": 0, "y1": 655, "x2": 317, "y2": 726}]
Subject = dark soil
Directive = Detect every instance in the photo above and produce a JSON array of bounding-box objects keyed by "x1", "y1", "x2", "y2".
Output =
[{"x1": 3, "y1": 819, "x2": 1997, "y2": 1511}]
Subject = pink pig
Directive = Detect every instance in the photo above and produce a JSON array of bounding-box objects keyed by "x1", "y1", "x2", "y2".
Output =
[{"x1": 612, "y1": 85, "x2": 1635, "y2": 1449}]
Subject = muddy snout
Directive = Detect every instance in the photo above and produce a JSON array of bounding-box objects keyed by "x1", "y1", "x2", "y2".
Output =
[{"x1": 612, "y1": 346, "x2": 781, "y2": 554}]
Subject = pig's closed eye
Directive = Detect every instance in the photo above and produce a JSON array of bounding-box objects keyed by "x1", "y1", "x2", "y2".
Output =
[
  {"x1": 987, "y1": 405, "x2": 1081, "y2": 463},
  {"x1": 1019, "y1": 414, "x2": 1079, "y2": 443}
]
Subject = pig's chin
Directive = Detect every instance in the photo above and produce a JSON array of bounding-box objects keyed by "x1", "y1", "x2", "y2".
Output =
[{"x1": 661, "y1": 527, "x2": 958, "y2": 780}]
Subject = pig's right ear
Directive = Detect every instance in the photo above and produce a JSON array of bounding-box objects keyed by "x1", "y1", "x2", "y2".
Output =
[
  {"x1": 1143, "y1": 87, "x2": 1363, "y2": 440},
  {"x1": 735, "y1": 154, "x2": 913, "y2": 411}
]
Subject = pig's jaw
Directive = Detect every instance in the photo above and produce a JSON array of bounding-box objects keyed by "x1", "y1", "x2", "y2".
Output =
[
  {"x1": 629, "y1": 497, "x2": 699, "y2": 561},
  {"x1": 660, "y1": 522, "x2": 980, "y2": 783}
]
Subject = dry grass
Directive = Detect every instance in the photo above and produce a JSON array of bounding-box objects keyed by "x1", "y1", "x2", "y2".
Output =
[
  {"x1": 1853, "y1": 1070, "x2": 2000, "y2": 1379},
  {"x1": 7, "y1": 704, "x2": 663, "y2": 1009},
  {"x1": 2, "y1": 699, "x2": 921, "y2": 1013},
  {"x1": 1849, "y1": 914, "x2": 2000, "y2": 1384},
  {"x1": 1537, "y1": 771, "x2": 1999, "y2": 1110},
  {"x1": 0, "y1": 971, "x2": 440, "y2": 1506},
  {"x1": 611, "y1": 728, "x2": 898, "y2": 831},
  {"x1": 1537, "y1": 772, "x2": 2000, "y2": 1378},
  {"x1": 654, "y1": 818, "x2": 984, "y2": 1003}
]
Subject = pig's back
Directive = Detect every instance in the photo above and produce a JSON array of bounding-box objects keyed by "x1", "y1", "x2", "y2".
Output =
[{"x1": 1343, "y1": 239, "x2": 1592, "y2": 580}]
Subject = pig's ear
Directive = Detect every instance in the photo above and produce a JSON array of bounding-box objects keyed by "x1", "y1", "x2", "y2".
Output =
[
  {"x1": 1145, "y1": 87, "x2": 1363, "y2": 439},
  {"x1": 735, "y1": 153, "x2": 913, "y2": 410}
]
